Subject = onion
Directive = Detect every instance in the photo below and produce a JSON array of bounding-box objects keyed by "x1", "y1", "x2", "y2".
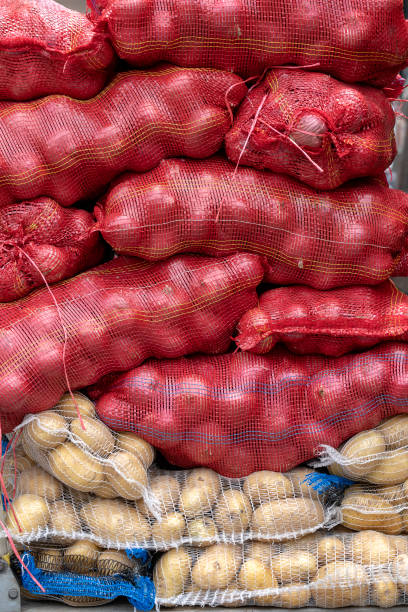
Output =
[{"x1": 290, "y1": 114, "x2": 327, "y2": 150}]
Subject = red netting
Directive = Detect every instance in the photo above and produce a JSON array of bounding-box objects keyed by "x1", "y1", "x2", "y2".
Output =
[
  {"x1": 93, "y1": 342, "x2": 408, "y2": 476},
  {"x1": 0, "y1": 0, "x2": 115, "y2": 101},
  {"x1": 94, "y1": 157, "x2": 408, "y2": 290},
  {"x1": 393, "y1": 240, "x2": 408, "y2": 275},
  {"x1": 0, "y1": 198, "x2": 103, "y2": 302},
  {"x1": 0, "y1": 253, "x2": 263, "y2": 433},
  {"x1": 0, "y1": 64, "x2": 246, "y2": 207},
  {"x1": 88, "y1": 0, "x2": 408, "y2": 88},
  {"x1": 225, "y1": 69, "x2": 397, "y2": 190},
  {"x1": 235, "y1": 281, "x2": 408, "y2": 357}
]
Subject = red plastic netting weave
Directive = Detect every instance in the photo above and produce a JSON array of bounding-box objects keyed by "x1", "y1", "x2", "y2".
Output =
[
  {"x1": 0, "y1": 198, "x2": 103, "y2": 302},
  {"x1": 225, "y1": 69, "x2": 397, "y2": 190},
  {"x1": 0, "y1": 253, "x2": 263, "y2": 432},
  {"x1": 235, "y1": 281, "x2": 408, "y2": 357},
  {"x1": 88, "y1": 0, "x2": 408, "y2": 88},
  {"x1": 94, "y1": 157, "x2": 408, "y2": 289},
  {"x1": 93, "y1": 342, "x2": 408, "y2": 476},
  {"x1": 0, "y1": 64, "x2": 245, "y2": 207},
  {"x1": 0, "y1": 0, "x2": 115, "y2": 101}
]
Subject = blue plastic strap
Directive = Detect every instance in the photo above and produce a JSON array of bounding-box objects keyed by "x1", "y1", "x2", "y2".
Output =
[
  {"x1": 21, "y1": 553, "x2": 155, "y2": 611},
  {"x1": 126, "y1": 547, "x2": 150, "y2": 565},
  {"x1": 302, "y1": 472, "x2": 355, "y2": 493}
]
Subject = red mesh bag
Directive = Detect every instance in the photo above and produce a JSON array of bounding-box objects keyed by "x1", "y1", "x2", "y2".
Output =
[
  {"x1": 235, "y1": 281, "x2": 408, "y2": 357},
  {"x1": 0, "y1": 198, "x2": 103, "y2": 302},
  {"x1": 0, "y1": 0, "x2": 115, "y2": 101},
  {"x1": 0, "y1": 65, "x2": 246, "y2": 207},
  {"x1": 0, "y1": 253, "x2": 263, "y2": 432},
  {"x1": 393, "y1": 240, "x2": 408, "y2": 275},
  {"x1": 88, "y1": 0, "x2": 408, "y2": 88},
  {"x1": 225, "y1": 69, "x2": 396, "y2": 190},
  {"x1": 94, "y1": 157, "x2": 408, "y2": 290},
  {"x1": 93, "y1": 342, "x2": 408, "y2": 476}
]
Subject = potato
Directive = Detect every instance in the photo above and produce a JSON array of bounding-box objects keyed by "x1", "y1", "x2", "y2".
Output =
[
  {"x1": 376, "y1": 484, "x2": 403, "y2": 506},
  {"x1": 65, "y1": 540, "x2": 99, "y2": 572},
  {"x1": 366, "y1": 450, "x2": 408, "y2": 485},
  {"x1": 49, "y1": 443, "x2": 103, "y2": 492},
  {"x1": 187, "y1": 517, "x2": 218, "y2": 546},
  {"x1": 36, "y1": 548, "x2": 63, "y2": 572},
  {"x1": 49, "y1": 500, "x2": 80, "y2": 536},
  {"x1": 273, "y1": 584, "x2": 311, "y2": 608},
  {"x1": 312, "y1": 561, "x2": 369, "y2": 607},
  {"x1": 152, "y1": 512, "x2": 185, "y2": 544},
  {"x1": 214, "y1": 490, "x2": 252, "y2": 535},
  {"x1": 55, "y1": 392, "x2": 95, "y2": 419},
  {"x1": 378, "y1": 415, "x2": 408, "y2": 450},
  {"x1": 93, "y1": 479, "x2": 118, "y2": 499},
  {"x1": 246, "y1": 541, "x2": 275, "y2": 564},
  {"x1": 185, "y1": 468, "x2": 221, "y2": 493},
  {"x1": 70, "y1": 416, "x2": 115, "y2": 457},
  {"x1": 24, "y1": 411, "x2": 68, "y2": 450},
  {"x1": 17, "y1": 467, "x2": 63, "y2": 500},
  {"x1": 287, "y1": 467, "x2": 319, "y2": 499},
  {"x1": 222, "y1": 580, "x2": 248, "y2": 608},
  {"x1": 251, "y1": 498, "x2": 324, "y2": 537},
  {"x1": 327, "y1": 462, "x2": 347, "y2": 478},
  {"x1": 98, "y1": 550, "x2": 134, "y2": 576},
  {"x1": 338, "y1": 430, "x2": 386, "y2": 479},
  {"x1": 116, "y1": 433, "x2": 155, "y2": 468},
  {"x1": 283, "y1": 532, "x2": 318, "y2": 552},
  {"x1": 106, "y1": 451, "x2": 148, "y2": 500},
  {"x1": 271, "y1": 551, "x2": 317, "y2": 584},
  {"x1": 154, "y1": 548, "x2": 191, "y2": 599},
  {"x1": 243, "y1": 471, "x2": 293, "y2": 504},
  {"x1": 6, "y1": 494, "x2": 49, "y2": 534},
  {"x1": 392, "y1": 553, "x2": 408, "y2": 591},
  {"x1": 191, "y1": 544, "x2": 241, "y2": 590},
  {"x1": 137, "y1": 475, "x2": 180, "y2": 516},
  {"x1": 317, "y1": 536, "x2": 345, "y2": 565},
  {"x1": 351, "y1": 530, "x2": 394, "y2": 565},
  {"x1": 9, "y1": 450, "x2": 33, "y2": 473},
  {"x1": 372, "y1": 572, "x2": 399, "y2": 607},
  {"x1": 341, "y1": 492, "x2": 403, "y2": 535},
  {"x1": 393, "y1": 535, "x2": 408, "y2": 555},
  {"x1": 238, "y1": 558, "x2": 278, "y2": 590},
  {"x1": 80, "y1": 498, "x2": 151, "y2": 543}
]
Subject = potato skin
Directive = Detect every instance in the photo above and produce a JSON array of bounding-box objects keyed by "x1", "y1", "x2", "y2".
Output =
[
  {"x1": 271, "y1": 551, "x2": 317, "y2": 584},
  {"x1": 214, "y1": 490, "x2": 252, "y2": 535},
  {"x1": 98, "y1": 550, "x2": 134, "y2": 576},
  {"x1": 70, "y1": 415, "x2": 115, "y2": 456},
  {"x1": 191, "y1": 544, "x2": 241, "y2": 590},
  {"x1": 116, "y1": 433, "x2": 155, "y2": 468},
  {"x1": 341, "y1": 492, "x2": 403, "y2": 535},
  {"x1": 377, "y1": 415, "x2": 408, "y2": 450},
  {"x1": 243, "y1": 471, "x2": 293, "y2": 504},
  {"x1": 372, "y1": 572, "x2": 399, "y2": 607},
  {"x1": 80, "y1": 498, "x2": 151, "y2": 544},
  {"x1": 6, "y1": 494, "x2": 50, "y2": 534},
  {"x1": 274, "y1": 584, "x2": 311, "y2": 608},
  {"x1": 154, "y1": 548, "x2": 191, "y2": 599},
  {"x1": 317, "y1": 536, "x2": 345, "y2": 565},
  {"x1": 25, "y1": 411, "x2": 68, "y2": 450},
  {"x1": 251, "y1": 498, "x2": 324, "y2": 537},
  {"x1": 137, "y1": 475, "x2": 180, "y2": 516},
  {"x1": 55, "y1": 392, "x2": 96, "y2": 419},
  {"x1": 49, "y1": 443, "x2": 104, "y2": 492},
  {"x1": 312, "y1": 561, "x2": 369, "y2": 607},
  {"x1": 187, "y1": 517, "x2": 218, "y2": 546},
  {"x1": 338, "y1": 430, "x2": 386, "y2": 479},
  {"x1": 351, "y1": 530, "x2": 395, "y2": 565},
  {"x1": 49, "y1": 500, "x2": 80, "y2": 537},
  {"x1": 65, "y1": 540, "x2": 99, "y2": 572},
  {"x1": 238, "y1": 558, "x2": 278, "y2": 590},
  {"x1": 17, "y1": 467, "x2": 63, "y2": 500},
  {"x1": 152, "y1": 512, "x2": 186, "y2": 544},
  {"x1": 106, "y1": 451, "x2": 148, "y2": 500},
  {"x1": 366, "y1": 451, "x2": 408, "y2": 485}
]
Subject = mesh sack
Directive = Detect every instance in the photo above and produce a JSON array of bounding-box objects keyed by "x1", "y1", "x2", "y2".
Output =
[
  {"x1": 92, "y1": 342, "x2": 408, "y2": 477},
  {"x1": 235, "y1": 281, "x2": 408, "y2": 357},
  {"x1": 0, "y1": 252, "x2": 262, "y2": 433},
  {"x1": 393, "y1": 240, "x2": 408, "y2": 275},
  {"x1": 0, "y1": 0, "x2": 115, "y2": 101},
  {"x1": 88, "y1": 0, "x2": 408, "y2": 88},
  {"x1": 94, "y1": 157, "x2": 408, "y2": 290},
  {"x1": 153, "y1": 530, "x2": 408, "y2": 608},
  {"x1": 3, "y1": 422, "x2": 335, "y2": 548},
  {"x1": 0, "y1": 65, "x2": 246, "y2": 208},
  {"x1": 0, "y1": 198, "x2": 103, "y2": 302},
  {"x1": 225, "y1": 69, "x2": 396, "y2": 190}
]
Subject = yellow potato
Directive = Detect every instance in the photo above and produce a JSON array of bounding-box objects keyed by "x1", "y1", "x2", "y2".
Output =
[
  {"x1": 273, "y1": 584, "x2": 311, "y2": 608},
  {"x1": 65, "y1": 540, "x2": 99, "y2": 572},
  {"x1": 187, "y1": 517, "x2": 218, "y2": 546},
  {"x1": 6, "y1": 494, "x2": 49, "y2": 534},
  {"x1": 49, "y1": 500, "x2": 80, "y2": 536},
  {"x1": 317, "y1": 536, "x2": 345, "y2": 565},
  {"x1": 93, "y1": 479, "x2": 118, "y2": 499},
  {"x1": 351, "y1": 530, "x2": 394, "y2": 565},
  {"x1": 393, "y1": 535, "x2": 408, "y2": 556},
  {"x1": 80, "y1": 498, "x2": 151, "y2": 544},
  {"x1": 243, "y1": 471, "x2": 293, "y2": 504},
  {"x1": 341, "y1": 493, "x2": 403, "y2": 535},
  {"x1": 191, "y1": 544, "x2": 241, "y2": 590},
  {"x1": 312, "y1": 561, "x2": 369, "y2": 607},
  {"x1": 246, "y1": 541, "x2": 275, "y2": 564},
  {"x1": 153, "y1": 548, "x2": 191, "y2": 599},
  {"x1": 250, "y1": 498, "x2": 324, "y2": 537},
  {"x1": 70, "y1": 416, "x2": 115, "y2": 457},
  {"x1": 137, "y1": 475, "x2": 180, "y2": 516},
  {"x1": 17, "y1": 467, "x2": 63, "y2": 500},
  {"x1": 98, "y1": 550, "x2": 134, "y2": 576},
  {"x1": 238, "y1": 558, "x2": 278, "y2": 591},
  {"x1": 24, "y1": 411, "x2": 68, "y2": 450},
  {"x1": 271, "y1": 551, "x2": 317, "y2": 584},
  {"x1": 366, "y1": 450, "x2": 408, "y2": 485},
  {"x1": 55, "y1": 392, "x2": 95, "y2": 419},
  {"x1": 372, "y1": 572, "x2": 399, "y2": 607},
  {"x1": 6, "y1": 449, "x2": 33, "y2": 474},
  {"x1": 116, "y1": 433, "x2": 155, "y2": 468},
  {"x1": 287, "y1": 468, "x2": 319, "y2": 499},
  {"x1": 377, "y1": 415, "x2": 408, "y2": 450},
  {"x1": 392, "y1": 553, "x2": 408, "y2": 591},
  {"x1": 36, "y1": 548, "x2": 63, "y2": 572},
  {"x1": 376, "y1": 484, "x2": 403, "y2": 506},
  {"x1": 214, "y1": 490, "x2": 252, "y2": 535},
  {"x1": 338, "y1": 430, "x2": 386, "y2": 479},
  {"x1": 327, "y1": 462, "x2": 347, "y2": 478},
  {"x1": 151, "y1": 512, "x2": 186, "y2": 544},
  {"x1": 185, "y1": 468, "x2": 221, "y2": 493},
  {"x1": 49, "y1": 443, "x2": 103, "y2": 492},
  {"x1": 106, "y1": 451, "x2": 148, "y2": 500}
]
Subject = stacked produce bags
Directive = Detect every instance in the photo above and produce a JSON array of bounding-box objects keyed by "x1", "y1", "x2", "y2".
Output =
[{"x1": 1, "y1": 0, "x2": 408, "y2": 607}]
